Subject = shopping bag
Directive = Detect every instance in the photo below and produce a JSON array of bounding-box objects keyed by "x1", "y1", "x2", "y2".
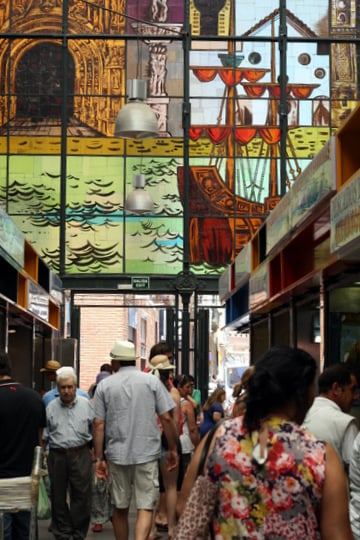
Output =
[
  {"x1": 37, "y1": 476, "x2": 51, "y2": 520},
  {"x1": 174, "y1": 425, "x2": 219, "y2": 539},
  {"x1": 173, "y1": 475, "x2": 218, "y2": 540}
]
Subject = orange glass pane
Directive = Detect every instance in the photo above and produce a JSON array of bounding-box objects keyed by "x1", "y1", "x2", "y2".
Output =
[
  {"x1": 218, "y1": 68, "x2": 243, "y2": 86},
  {"x1": 242, "y1": 69, "x2": 270, "y2": 82},
  {"x1": 242, "y1": 84, "x2": 266, "y2": 98},
  {"x1": 235, "y1": 127, "x2": 257, "y2": 145},
  {"x1": 291, "y1": 84, "x2": 320, "y2": 98},
  {"x1": 191, "y1": 68, "x2": 218, "y2": 83}
]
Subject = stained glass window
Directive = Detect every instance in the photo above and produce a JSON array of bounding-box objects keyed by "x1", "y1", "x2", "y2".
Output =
[{"x1": 0, "y1": 0, "x2": 358, "y2": 281}]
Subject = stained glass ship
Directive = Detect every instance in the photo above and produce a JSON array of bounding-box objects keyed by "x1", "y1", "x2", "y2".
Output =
[{"x1": 178, "y1": 7, "x2": 319, "y2": 266}]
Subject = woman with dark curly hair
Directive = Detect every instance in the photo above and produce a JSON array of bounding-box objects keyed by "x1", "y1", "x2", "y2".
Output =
[{"x1": 177, "y1": 346, "x2": 353, "y2": 539}]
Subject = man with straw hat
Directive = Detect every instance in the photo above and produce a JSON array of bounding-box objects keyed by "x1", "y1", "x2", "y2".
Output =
[
  {"x1": 39, "y1": 359, "x2": 61, "y2": 397},
  {"x1": 93, "y1": 340, "x2": 178, "y2": 540},
  {"x1": 40, "y1": 359, "x2": 62, "y2": 374}
]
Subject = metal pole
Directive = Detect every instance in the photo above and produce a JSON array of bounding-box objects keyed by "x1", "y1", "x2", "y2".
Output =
[
  {"x1": 178, "y1": 0, "x2": 192, "y2": 374},
  {"x1": 59, "y1": 0, "x2": 69, "y2": 276},
  {"x1": 279, "y1": 0, "x2": 288, "y2": 196},
  {"x1": 197, "y1": 308, "x2": 209, "y2": 402},
  {"x1": 182, "y1": 0, "x2": 191, "y2": 274}
]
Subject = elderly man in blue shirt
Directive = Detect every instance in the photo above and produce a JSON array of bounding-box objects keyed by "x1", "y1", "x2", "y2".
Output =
[
  {"x1": 45, "y1": 366, "x2": 94, "y2": 540},
  {"x1": 42, "y1": 364, "x2": 89, "y2": 407}
]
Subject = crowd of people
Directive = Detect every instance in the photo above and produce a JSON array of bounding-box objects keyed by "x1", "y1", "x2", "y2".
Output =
[{"x1": 2, "y1": 341, "x2": 360, "y2": 539}]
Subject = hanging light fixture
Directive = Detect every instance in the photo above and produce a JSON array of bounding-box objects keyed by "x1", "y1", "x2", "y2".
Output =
[
  {"x1": 125, "y1": 173, "x2": 154, "y2": 214},
  {"x1": 114, "y1": 79, "x2": 159, "y2": 139}
]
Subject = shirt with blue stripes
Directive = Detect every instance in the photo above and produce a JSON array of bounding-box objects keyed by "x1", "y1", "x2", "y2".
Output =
[{"x1": 46, "y1": 395, "x2": 94, "y2": 449}]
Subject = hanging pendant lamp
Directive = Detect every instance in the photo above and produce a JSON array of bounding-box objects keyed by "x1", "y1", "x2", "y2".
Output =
[
  {"x1": 125, "y1": 173, "x2": 154, "y2": 214},
  {"x1": 114, "y1": 79, "x2": 159, "y2": 139}
]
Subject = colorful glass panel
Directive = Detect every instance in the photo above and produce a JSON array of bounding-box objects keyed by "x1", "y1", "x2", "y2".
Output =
[{"x1": 0, "y1": 0, "x2": 358, "y2": 279}]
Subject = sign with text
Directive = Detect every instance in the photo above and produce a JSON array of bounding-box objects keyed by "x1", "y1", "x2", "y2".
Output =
[
  {"x1": 28, "y1": 280, "x2": 49, "y2": 322},
  {"x1": 330, "y1": 171, "x2": 360, "y2": 257},
  {"x1": 0, "y1": 206, "x2": 24, "y2": 269},
  {"x1": 266, "y1": 192, "x2": 290, "y2": 255},
  {"x1": 234, "y1": 243, "x2": 251, "y2": 288},
  {"x1": 249, "y1": 262, "x2": 269, "y2": 309},
  {"x1": 290, "y1": 137, "x2": 337, "y2": 230},
  {"x1": 131, "y1": 277, "x2": 150, "y2": 289}
]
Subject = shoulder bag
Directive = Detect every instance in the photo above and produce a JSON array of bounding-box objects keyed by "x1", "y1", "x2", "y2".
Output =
[{"x1": 173, "y1": 424, "x2": 220, "y2": 540}]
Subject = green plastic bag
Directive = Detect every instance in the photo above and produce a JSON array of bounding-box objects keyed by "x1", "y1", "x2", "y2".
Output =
[{"x1": 37, "y1": 476, "x2": 51, "y2": 520}]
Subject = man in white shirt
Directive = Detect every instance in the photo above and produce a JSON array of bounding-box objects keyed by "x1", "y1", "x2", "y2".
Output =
[
  {"x1": 350, "y1": 432, "x2": 360, "y2": 538},
  {"x1": 303, "y1": 363, "x2": 358, "y2": 468},
  {"x1": 93, "y1": 340, "x2": 178, "y2": 540}
]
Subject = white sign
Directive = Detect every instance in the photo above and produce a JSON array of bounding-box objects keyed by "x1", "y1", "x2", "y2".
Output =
[{"x1": 330, "y1": 171, "x2": 360, "y2": 254}]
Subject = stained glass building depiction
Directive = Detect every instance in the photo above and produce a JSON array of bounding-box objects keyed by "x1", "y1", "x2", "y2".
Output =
[{"x1": 0, "y1": 0, "x2": 360, "y2": 379}]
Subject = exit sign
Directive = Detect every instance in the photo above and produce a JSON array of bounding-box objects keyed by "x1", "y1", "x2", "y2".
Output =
[{"x1": 131, "y1": 277, "x2": 150, "y2": 289}]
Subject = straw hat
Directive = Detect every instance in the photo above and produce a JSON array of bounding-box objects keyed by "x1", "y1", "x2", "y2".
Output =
[
  {"x1": 149, "y1": 354, "x2": 175, "y2": 371},
  {"x1": 40, "y1": 360, "x2": 61, "y2": 373},
  {"x1": 110, "y1": 340, "x2": 136, "y2": 361}
]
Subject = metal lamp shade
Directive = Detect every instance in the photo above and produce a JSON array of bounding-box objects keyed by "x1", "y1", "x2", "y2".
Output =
[
  {"x1": 114, "y1": 79, "x2": 159, "y2": 139},
  {"x1": 125, "y1": 174, "x2": 154, "y2": 215}
]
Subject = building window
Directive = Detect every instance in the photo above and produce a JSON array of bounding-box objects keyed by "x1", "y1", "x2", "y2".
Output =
[
  {"x1": 128, "y1": 307, "x2": 137, "y2": 343},
  {"x1": 141, "y1": 316, "x2": 147, "y2": 342}
]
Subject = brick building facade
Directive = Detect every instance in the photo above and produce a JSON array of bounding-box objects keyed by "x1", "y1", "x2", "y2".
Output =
[{"x1": 75, "y1": 294, "x2": 168, "y2": 392}]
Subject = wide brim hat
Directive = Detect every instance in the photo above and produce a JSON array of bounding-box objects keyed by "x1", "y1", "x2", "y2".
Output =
[
  {"x1": 149, "y1": 354, "x2": 175, "y2": 371},
  {"x1": 110, "y1": 340, "x2": 136, "y2": 361},
  {"x1": 40, "y1": 359, "x2": 61, "y2": 372}
]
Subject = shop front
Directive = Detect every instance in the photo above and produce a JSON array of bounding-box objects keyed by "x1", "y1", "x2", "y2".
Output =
[
  {"x1": 0, "y1": 207, "x2": 63, "y2": 390},
  {"x1": 221, "y1": 106, "x2": 360, "y2": 372}
]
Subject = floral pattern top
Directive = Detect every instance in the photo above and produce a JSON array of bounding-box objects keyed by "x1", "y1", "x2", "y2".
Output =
[{"x1": 206, "y1": 416, "x2": 326, "y2": 539}]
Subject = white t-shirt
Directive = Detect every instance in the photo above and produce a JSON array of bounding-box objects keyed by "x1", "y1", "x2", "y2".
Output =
[
  {"x1": 302, "y1": 396, "x2": 358, "y2": 464},
  {"x1": 350, "y1": 432, "x2": 360, "y2": 539}
]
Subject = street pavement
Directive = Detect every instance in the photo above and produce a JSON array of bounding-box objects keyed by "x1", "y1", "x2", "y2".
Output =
[
  {"x1": 38, "y1": 502, "x2": 169, "y2": 539},
  {"x1": 38, "y1": 518, "x2": 115, "y2": 539}
]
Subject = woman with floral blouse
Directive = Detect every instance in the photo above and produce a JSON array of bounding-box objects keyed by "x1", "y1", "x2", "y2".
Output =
[{"x1": 177, "y1": 347, "x2": 353, "y2": 539}]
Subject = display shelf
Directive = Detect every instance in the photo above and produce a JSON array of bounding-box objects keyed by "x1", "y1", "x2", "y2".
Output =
[
  {"x1": 17, "y1": 274, "x2": 28, "y2": 309},
  {"x1": 0, "y1": 257, "x2": 18, "y2": 303},
  {"x1": 225, "y1": 283, "x2": 249, "y2": 327},
  {"x1": 48, "y1": 299, "x2": 60, "y2": 330},
  {"x1": 336, "y1": 104, "x2": 360, "y2": 189},
  {"x1": 269, "y1": 254, "x2": 282, "y2": 297},
  {"x1": 38, "y1": 258, "x2": 50, "y2": 293},
  {"x1": 251, "y1": 223, "x2": 266, "y2": 271},
  {"x1": 24, "y1": 241, "x2": 38, "y2": 282},
  {"x1": 282, "y1": 227, "x2": 314, "y2": 289}
]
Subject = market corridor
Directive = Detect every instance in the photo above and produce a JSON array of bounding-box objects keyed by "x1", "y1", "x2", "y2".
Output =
[{"x1": 37, "y1": 499, "x2": 169, "y2": 539}]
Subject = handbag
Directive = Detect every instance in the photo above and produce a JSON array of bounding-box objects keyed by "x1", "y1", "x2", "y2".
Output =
[
  {"x1": 173, "y1": 424, "x2": 220, "y2": 540},
  {"x1": 37, "y1": 476, "x2": 51, "y2": 520}
]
